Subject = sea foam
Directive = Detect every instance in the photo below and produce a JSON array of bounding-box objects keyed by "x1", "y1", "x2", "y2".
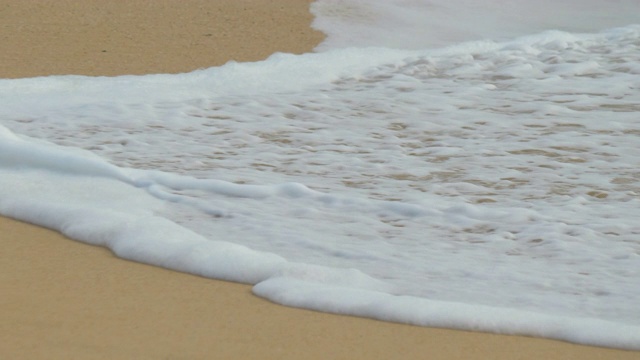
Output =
[{"x1": 1, "y1": 0, "x2": 640, "y2": 350}]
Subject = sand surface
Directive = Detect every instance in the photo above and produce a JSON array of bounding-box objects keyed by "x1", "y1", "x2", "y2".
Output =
[
  {"x1": 1, "y1": 1, "x2": 639, "y2": 359},
  {"x1": 0, "y1": 0, "x2": 323, "y2": 77}
]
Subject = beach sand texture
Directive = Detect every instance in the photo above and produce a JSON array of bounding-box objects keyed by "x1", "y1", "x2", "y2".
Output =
[
  {"x1": 0, "y1": 0, "x2": 323, "y2": 77},
  {"x1": 1, "y1": 1, "x2": 639, "y2": 359}
]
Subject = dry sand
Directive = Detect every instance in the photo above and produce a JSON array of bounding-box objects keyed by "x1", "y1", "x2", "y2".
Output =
[{"x1": 1, "y1": 1, "x2": 638, "y2": 359}]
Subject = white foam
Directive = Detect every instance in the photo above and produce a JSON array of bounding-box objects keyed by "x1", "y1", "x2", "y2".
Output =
[
  {"x1": 254, "y1": 278, "x2": 640, "y2": 350},
  {"x1": 311, "y1": 0, "x2": 640, "y2": 50},
  {"x1": 0, "y1": 127, "x2": 392, "y2": 286},
  {"x1": 1, "y1": 0, "x2": 640, "y2": 350}
]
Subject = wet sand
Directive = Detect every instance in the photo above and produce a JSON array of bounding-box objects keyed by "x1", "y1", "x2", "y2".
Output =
[
  {"x1": 0, "y1": 0, "x2": 323, "y2": 77},
  {"x1": 1, "y1": 1, "x2": 638, "y2": 359}
]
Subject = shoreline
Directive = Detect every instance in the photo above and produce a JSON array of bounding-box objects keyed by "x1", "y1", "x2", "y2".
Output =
[
  {"x1": 1, "y1": 1, "x2": 639, "y2": 358},
  {"x1": 3, "y1": 216, "x2": 637, "y2": 359}
]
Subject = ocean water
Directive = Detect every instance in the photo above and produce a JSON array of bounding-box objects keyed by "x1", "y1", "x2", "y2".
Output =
[{"x1": 1, "y1": 0, "x2": 640, "y2": 350}]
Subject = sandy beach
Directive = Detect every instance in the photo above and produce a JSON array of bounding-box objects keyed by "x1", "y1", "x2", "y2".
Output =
[
  {"x1": 0, "y1": 0, "x2": 323, "y2": 77},
  {"x1": 1, "y1": 1, "x2": 638, "y2": 359}
]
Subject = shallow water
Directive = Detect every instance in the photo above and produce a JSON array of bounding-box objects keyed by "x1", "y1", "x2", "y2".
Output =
[{"x1": 1, "y1": 0, "x2": 639, "y2": 350}]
